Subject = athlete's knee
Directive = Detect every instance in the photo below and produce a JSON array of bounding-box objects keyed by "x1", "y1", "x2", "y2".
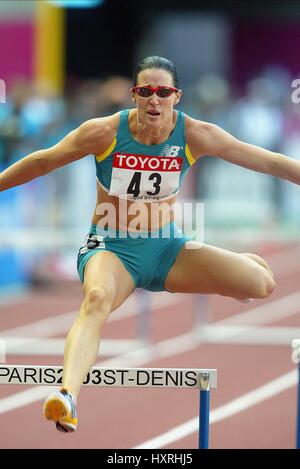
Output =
[
  {"x1": 82, "y1": 286, "x2": 113, "y2": 320},
  {"x1": 262, "y1": 273, "x2": 276, "y2": 297},
  {"x1": 252, "y1": 268, "x2": 276, "y2": 299},
  {"x1": 86, "y1": 286, "x2": 106, "y2": 305},
  {"x1": 242, "y1": 253, "x2": 274, "y2": 277}
]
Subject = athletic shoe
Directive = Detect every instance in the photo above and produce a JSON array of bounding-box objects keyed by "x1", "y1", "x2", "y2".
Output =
[{"x1": 43, "y1": 388, "x2": 77, "y2": 433}]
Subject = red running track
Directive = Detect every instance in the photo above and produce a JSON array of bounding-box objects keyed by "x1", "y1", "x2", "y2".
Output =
[{"x1": 0, "y1": 242, "x2": 300, "y2": 449}]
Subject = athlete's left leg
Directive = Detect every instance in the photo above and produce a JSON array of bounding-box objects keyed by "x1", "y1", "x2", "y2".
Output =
[{"x1": 164, "y1": 241, "x2": 275, "y2": 300}]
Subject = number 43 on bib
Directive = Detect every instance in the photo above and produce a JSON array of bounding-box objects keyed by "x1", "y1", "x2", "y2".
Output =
[{"x1": 109, "y1": 153, "x2": 183, "y2": 200}]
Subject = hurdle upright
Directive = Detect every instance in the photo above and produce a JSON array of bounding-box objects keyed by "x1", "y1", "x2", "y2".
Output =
[{"x1": 0, "y1": 364, "x2": 217, "y2": 449}]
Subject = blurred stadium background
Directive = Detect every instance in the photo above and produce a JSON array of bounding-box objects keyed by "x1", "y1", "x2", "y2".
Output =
[{"x1": 1, "y1": 0, "x2": 300, "y2": 290}]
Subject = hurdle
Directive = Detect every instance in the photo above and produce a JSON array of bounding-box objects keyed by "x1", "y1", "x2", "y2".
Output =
[{"x1": 0, "y1": 364, "x2": 217, "y2": 449}]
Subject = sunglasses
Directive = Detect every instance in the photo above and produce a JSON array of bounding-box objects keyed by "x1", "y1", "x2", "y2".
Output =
[{"x1": 131, "y1": 85, "x2": 179, "y2": 98}]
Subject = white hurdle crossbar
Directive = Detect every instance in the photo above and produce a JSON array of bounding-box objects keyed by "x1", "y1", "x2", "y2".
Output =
[{"x1": 0, "y1": 364, "x2": 217, "y2": 448}]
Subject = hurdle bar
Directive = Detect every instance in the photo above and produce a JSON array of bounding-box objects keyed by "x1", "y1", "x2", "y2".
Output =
[{"x1": 0, "y1": 364, "x2": 217, "y2": 449}]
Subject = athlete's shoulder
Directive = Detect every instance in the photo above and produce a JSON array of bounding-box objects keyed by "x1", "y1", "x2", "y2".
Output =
[
  {"x1": 183, "y1": 114, "x2": 216, "y2": 159},
  {"x1": 79, "y1": 112, "x2": 121, "y2": 140},
  {"x1": 184, "y1": 114, "x2": 215, "y2": 134},
  {"x1": 184, "y1": 115, "x2": 237, "y2": 158},
  {"x1": 76, "y1": 112, "x2": 121, "y2": 156}
]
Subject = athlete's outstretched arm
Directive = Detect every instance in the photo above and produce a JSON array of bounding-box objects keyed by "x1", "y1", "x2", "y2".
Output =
[
  {"x1": 0, "y1": 117, "x2": 115, "y2": 192},
  {"x1": 187, "y1": 117, "x2": 300, "y2": 185}
]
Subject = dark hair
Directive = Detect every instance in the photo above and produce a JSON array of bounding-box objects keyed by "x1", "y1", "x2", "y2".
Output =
[{"x1": 133, "y1": 56, "x2": 179, "y2": 88}]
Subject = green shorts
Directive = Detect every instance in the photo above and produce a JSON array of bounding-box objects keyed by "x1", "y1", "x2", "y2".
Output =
[{"x1": 77, "y1": 222, "x2": 191, "y2": 292}]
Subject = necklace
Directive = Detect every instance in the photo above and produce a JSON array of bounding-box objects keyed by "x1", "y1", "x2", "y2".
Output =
[{"x1": 136, "y1": 116, "x2": 161, "y2": 138}]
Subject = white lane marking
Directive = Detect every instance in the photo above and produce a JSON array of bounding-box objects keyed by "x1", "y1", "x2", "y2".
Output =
[
  {"x1": 0, "y1": 386, "x2": 50, "y2": 414},
  {"x1": 133, "y1": 369, "x2": 298, "y2": 449},
  {"x1": 218, "y1": 291, "x2": 300, "y2": 327},
  {"x1": 2, "y1": 337, "x2": 145, "y2": 356},
  {"x1": 1, "y1": 311, "x2": 77, "y2": 339},
  {"x1": 201, "y1": 325, "x2": 300, "y2": 345},
  {"x1": 0, "y1": 291, "x2": 186, "y2": 338}
]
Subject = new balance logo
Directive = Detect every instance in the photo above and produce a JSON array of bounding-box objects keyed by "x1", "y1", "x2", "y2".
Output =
[{"x1": 160, "y1": 145, "x2": 181, "y2": 157}]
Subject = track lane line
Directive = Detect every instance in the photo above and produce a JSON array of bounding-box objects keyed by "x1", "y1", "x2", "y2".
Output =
[{"x1": 0, "y1": 291, "x2": 187, "y2": 338}]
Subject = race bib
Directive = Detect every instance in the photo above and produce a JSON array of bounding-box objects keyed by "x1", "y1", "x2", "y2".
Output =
[{"x1": 109, "y1": 153, "x2": 183, "y2": 201}]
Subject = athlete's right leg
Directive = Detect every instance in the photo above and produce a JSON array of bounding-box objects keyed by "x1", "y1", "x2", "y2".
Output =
[
  {"x1": 63, "y1": 250, "x2": 135, "y2": 396},
  {"x1": 43, "y1": 251, "x2": 135, "y2": 432}
]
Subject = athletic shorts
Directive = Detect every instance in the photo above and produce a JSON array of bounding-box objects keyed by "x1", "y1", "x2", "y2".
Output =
[{"x1": 77, "y1": 222, "x2": 191, "y2": 292}]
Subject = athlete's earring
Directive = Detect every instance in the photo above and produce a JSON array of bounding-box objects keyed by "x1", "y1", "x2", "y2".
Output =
[{"x1": 175, "y1": 90, "x2": 182, "y2": 105}]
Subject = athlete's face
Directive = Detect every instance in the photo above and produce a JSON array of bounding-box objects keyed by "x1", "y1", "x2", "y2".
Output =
[{"x1": 132, "y1": 68, "x2": 182, "y2": 125}]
